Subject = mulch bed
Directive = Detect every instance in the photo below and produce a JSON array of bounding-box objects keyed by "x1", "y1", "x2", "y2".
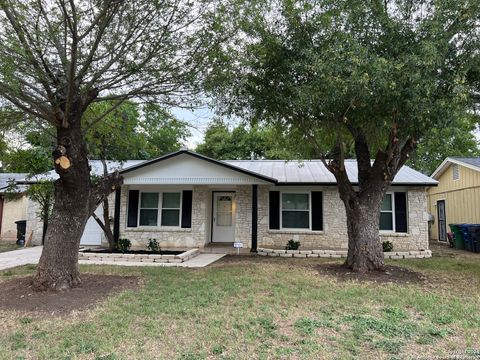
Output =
[
  {"x1": 316, "y1": 264, "x2": 426, "y2": 284},
  {"x1": 0, "y1": 274, "x2": 139, "y2": 315}
]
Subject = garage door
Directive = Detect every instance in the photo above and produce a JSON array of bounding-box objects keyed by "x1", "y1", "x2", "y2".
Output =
[{"x1": 80, "y1": 205, "x2": 103, "y2": 246}]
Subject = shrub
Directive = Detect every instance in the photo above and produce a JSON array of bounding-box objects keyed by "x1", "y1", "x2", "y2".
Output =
[
  {"x1": 382, "y1": 241, "x2": 394, "y2": 252},
  {"x1": 286, "y1": 239, "x2": 300, "y2": 250},
  {"x1": 147, "y1": 238, "x2": 160, "y2": 253},
  {"x1": 116, "y1": 238, "x2": 131, "y2": 253}
]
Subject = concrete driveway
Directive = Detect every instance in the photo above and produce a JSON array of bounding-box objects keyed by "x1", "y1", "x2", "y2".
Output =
[{"x1": 0, "y1": 246, "x2": 42, "y2": 271}]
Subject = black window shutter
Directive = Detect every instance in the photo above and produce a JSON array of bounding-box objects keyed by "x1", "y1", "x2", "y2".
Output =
[
  {"x1": 181, "y1": 190, "x2": 193, "y2": 228},
  {"x1": 311, "y1": 191, "x2": 323, "y2": 231},
  {"x1": 127, "y1": 190, "x2": 139, "y2": 227},
  {"x1": 269, "y1": 191, "x2": 280, "y2": 230},
  {"x1": 394, "y1": 192, "x2": 408, "y2": 233}
]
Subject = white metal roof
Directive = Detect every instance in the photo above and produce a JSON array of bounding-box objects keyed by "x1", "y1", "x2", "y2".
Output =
[
  {"x1": 18, "y1": 151, "x2": 437, "y2": 186},
  {"x1": 21, "y1": 160, "x2": 144, "y2": 183},
  {"x1": 0, "y1": 173, "x2": 28, "y2": 192},
  {"x1": 225, "y1": 159, "x2": 438, "y2": 185}
]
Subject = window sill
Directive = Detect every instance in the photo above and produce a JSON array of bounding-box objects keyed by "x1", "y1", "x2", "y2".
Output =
[
  {"x1": 379, "y1": 232, "x2": 409, "y2": 237},
  {"x1": 125, "y1": 227, "x2": 191, "y2": 232},
  {"x1": 268, "y1": 229, "x2": 324, "y2": 235}
]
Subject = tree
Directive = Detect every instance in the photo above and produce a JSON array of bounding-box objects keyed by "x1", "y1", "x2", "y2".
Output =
[
  {"x1": 84, "y1": 101, "x2": 190, "y2": 250},
  {"x1": 26, "y1": 181, "x2": 54, "y2": 245},
  {"x1": 196, "y1": 118, "x2": 316, "y2": 159},
  {"x1": 208, "y1": 0, "x2": 480, "y2": 271},
  {"x1": 408, "y1": 116, "x2": 479, "y2": 175},
  {"x1": 0, "y1": 0, "x2": 222, "y2": 290}
]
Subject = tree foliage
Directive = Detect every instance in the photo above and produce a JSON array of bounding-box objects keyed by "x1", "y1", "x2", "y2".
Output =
[
  {"x1": 0, "y1": 0, "x2": 225, "y2": 290},
  {"x1": 409, "y1": 117, "x2": 479, "y2": 175},
  {"x1": 207, "y1": 0, "x2": 480, "y2": 271},
  {"x1": 196, "y1": 119, "x2": 315, "y2": 159}
]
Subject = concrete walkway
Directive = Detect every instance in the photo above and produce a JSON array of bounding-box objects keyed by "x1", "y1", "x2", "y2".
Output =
[
  {"x1": 0, "y1": 247, "x2": 225, "y2": 271},
  {"x1": 0, "y1": 246, "x2": 43, "y2": 271},
  {"x1": 79, "y1": 253, "x2": 226, "y2": 268}
]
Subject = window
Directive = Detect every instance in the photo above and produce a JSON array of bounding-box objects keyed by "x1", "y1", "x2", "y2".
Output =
[
  {"x1": 139, "y1": 192, "x2": 159, "y2": 226},
  {"x1": 380, "y1": 194, "x2": 394, "y2": 231},
  {"x1": 161, "y1": 192, "x2": 181, "y2": 226},
  {"x1": 282, "y1": 193, "x2": 310, "y2": 229},
  {"x1": 136, "y1": 191, "x2": 182, "y2": 227},
  {"x1": 452, "y1": 164, "x2": 459, "y2": 180}
]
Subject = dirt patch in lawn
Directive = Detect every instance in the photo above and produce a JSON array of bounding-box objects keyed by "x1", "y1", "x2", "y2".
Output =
[
  {"x1": 0, "y1": 274, "x2": 139, "y2": 315},
  {"x1": 316, "y1": 264, "x2": 426, "y2": 284}
]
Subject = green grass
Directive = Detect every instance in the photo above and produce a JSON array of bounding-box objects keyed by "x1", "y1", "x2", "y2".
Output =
[
  {"x1": 0, "y1": 243, "x2": 21, "y2": 253},
  {"x1": 0, "y1": 250, "x2": 479, "y2": 359}
]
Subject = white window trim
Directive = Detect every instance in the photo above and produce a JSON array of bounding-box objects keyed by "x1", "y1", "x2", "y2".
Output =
[
  {"x1": 280, "y1": 191, "x2": 311, "y2": 231},
  {"x1": 137, "y1": 191, "x2": 182, "y2": 228},
  {"x1": 380, "y1": 192, "x2": 396, "y2": 233}
]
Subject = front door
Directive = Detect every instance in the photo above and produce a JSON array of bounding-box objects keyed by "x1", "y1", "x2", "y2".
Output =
[
  {"x1": 212, "y1": 192, "x2": 235, "y2": 242},
  {"x1": 437, "y1": 200, "x2": 447, "y2": 242}
]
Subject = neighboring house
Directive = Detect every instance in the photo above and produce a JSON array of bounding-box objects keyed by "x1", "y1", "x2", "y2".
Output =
[
  {"x1": 0, "y1": 173, "x2": 28, "y2": 242},
  {"x1": 26, "y1": 150, "x2": 437, "y2": 251},
  {"x1": 427, "y1": 157, "x2": 480, "y2": 242}
]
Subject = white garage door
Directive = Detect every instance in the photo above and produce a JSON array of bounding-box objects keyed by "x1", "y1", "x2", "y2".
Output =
[{"x1": 80, "y1": 205, "x2": 103, "y2": 246}]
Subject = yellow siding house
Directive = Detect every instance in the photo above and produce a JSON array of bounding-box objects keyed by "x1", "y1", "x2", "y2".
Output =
[{"x1": 427, "y1": 158, "x2": 480, "y2": 242}]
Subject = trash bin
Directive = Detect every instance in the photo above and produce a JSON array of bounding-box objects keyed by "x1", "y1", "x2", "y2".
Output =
[
  {"x1": 460, "y1": 224, "x2": 474, "y2": 251},
  {"x1": 15, "y1": 220, "x2": 27, "y2": 246},
  {"x1": 467, "y1": 225, "x2": 480, "y2": 253},
  {"x1": 449, "y1": 224, "x2": 465, "y2": 250}
]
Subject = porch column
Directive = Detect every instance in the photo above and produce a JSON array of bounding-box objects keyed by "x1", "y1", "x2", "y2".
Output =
[
  {"x1": 251, "y1": 184, "x2": 258, "y2": 252},
  {"x1": 113, "y1": 187, "x2": 121, "y2": 243}
]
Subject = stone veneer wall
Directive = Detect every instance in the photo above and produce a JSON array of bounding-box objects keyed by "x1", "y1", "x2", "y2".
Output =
[
  {"x1": 25, "y1": 184, "x2": 429, "y2": 252},
  {"x1": 119, "y1": 185, "x2": 210, "y2": 249},
  {"x1": 120, "y1": 185, "x2": 255, "y2": 249},
  {"x1": 234, "y1": 186, "x2": 253, "y2": 248},
  {"x1": 257, "y1": 186, "x2": 429, "y2": 252},
  {"x1": 25, "y1": 198, "x2": 43, "y2": 246}
]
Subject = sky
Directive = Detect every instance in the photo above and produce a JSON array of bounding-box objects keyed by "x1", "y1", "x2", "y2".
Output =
[{"x1": 171, "y1": 106, "x2": 214, "y2": 149}]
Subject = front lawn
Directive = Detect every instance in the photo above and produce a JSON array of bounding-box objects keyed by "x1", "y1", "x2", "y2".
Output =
[
  {"x1": 0, "y1": 246, "x2": 479, "y2": 359},
  {"x1": 0, "y1": 243, "x2": 20, "y2": 253}
]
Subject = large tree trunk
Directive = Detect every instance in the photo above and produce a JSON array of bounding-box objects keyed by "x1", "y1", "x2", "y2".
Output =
[
  {"x1": 324, "y1": 123, "x2": 415, "y2": 273},
  {"x1": 33, "y1": 120, "x2": 92, "y2": 291},
  {"x1": 343, "y1": 195, "x2": 385, "y2": 272}
]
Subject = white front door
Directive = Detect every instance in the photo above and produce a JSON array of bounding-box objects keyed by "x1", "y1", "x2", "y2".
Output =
[{"x1": 212, "y1": 192, "x2": 236, "y2": 243}]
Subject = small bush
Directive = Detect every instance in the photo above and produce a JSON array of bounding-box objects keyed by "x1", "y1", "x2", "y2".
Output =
[
  {"x1": 147, "y1": 238, "x2": 160, "y2": 252},
  {"x1": 286, "y1": 239, "x2": 300, "y2": 250},
  {"x1": 116, "y1": 238, "x2": 131, "y2": 253},
  {"x1": 382, "y1": 241, "x2": 394, "y2": 252}
]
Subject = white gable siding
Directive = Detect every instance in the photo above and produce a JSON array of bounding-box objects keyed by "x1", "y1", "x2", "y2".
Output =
[{"x1": 122, "y1": 154, "x2": 272, "y2": 185}]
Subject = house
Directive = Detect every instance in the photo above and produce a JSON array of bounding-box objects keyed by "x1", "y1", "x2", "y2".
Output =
[
  {"x1": 0, "y1": 173, "x2": 28, "y2": 242},
  {"x1": 26, "y1": 150, "x2": 437, "y2": 252},
  {"x1": 427, "y1": 157, "x2": 480, "y2": 242}
]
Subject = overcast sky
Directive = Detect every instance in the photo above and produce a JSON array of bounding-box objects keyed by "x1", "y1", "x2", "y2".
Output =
[{"x1": 171, "y1": 106, "x2": 214, "y2": 149}]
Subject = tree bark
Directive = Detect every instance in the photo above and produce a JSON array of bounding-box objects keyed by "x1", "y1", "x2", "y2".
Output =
[
  {"x1": 343, "y1": 194, "x2": 385, "y2": 272},
  {"x1": 33, "y1": 114, "x2": 92, "y2": 291},
  {"x1": 326, "y1": 123, "x2": 415, "y2": 273}
]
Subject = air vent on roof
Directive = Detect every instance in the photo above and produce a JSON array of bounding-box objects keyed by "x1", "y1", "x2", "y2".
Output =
[{"x1": 452, "y1": 164, "x2": 460, "y2": 180}]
